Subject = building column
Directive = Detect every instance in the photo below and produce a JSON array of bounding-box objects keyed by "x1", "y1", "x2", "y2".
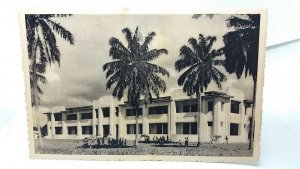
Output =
[
  {"x1": 118, "y1": 106, "x2": 126, "y2": 138},
  {"x1": 110, "y1": 100, "x2": 115, "y2": 138},
  {"x1": 47, "y1": 118, "x2": 51, "y2": 138},
  {"x1": 142, "y1": 105, "x2": 149, "y2": 135},
  {"x1": 199, "y1": 97, "x2": 206, "y2": 142},
  {"x1": 213, "y1": 98, "x2": 223, "y2": 142},
  {"x1": 92, "y1": 106, "x2": 97, "y2": 137},
  {"x1": 62, "y1": 113, "x2": 67, "y2": 138},
  {"x1": 77, "y1": 112, "x2": 82, "y2": 138},
  {"x1": 167, "y1": 102, "x2": 171, "y2": 139},
  {"x1": 170, "y1": 101, "x2": 176, "y2": 141},
  {"x1": 98, "y1": 107, "x2": 104, "y2": 137},
  {"x1": 51, "y1": 113, "x2": 55, "y2": 138},
  {"x1": 224, "y1": 100, "x2": 230, "y2": 139},
  {"x1": 240, "y1": 101, "x2": 245, "y2": 140}
]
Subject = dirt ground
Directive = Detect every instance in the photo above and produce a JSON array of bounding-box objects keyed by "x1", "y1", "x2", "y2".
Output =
[{"x1": 34, "y1": 139, "x2": 253, "y2": 156}]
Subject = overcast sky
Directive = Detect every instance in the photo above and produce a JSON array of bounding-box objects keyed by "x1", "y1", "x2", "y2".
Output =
[{"x1": 37, "y1": 14, "x2": 254, "y2": 113}]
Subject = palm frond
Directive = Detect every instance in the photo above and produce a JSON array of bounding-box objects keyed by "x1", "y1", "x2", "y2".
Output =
[
  {"x1": 109, "y1": 37, "x2": 131, "y2": 60},
  {"x1": 175, "y1": 34, "x2": 226, "y2": 96},
  {"x1": 140, "y1": 49, "x2": 168, "y2": 62},
  {"x1": 104, "y1": 27, "x2": 169, "y2": 109},
  {"x1": 39, "y1": 19, "x2": 61, "y2": 66},
  {"x1": 141, "y1": 31, "x2": 156, "y2": 52},
  {"x1": 226, "y1": 16, "x2": 254, "y2": 29},
  {"x1": 175, "y1": 46, "x2": 198, "y2": 72},
  {"x1": 223, "y1": 14, "x2": 260, "y2": 80},
  {"x1": 47, "y1": 19, "x2": 74, "y2": 44},
  {"x1": 122, "y1": 27, "x2": 133, "y2": 46},
  {"x1": 143, "y1": 62, "x2": 169, "y2": 77}
]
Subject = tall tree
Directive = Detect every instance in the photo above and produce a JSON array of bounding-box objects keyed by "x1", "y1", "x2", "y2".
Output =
[
  {"x1": 222, "y1": 14, "x2": 260, "y2": 150},
  {"x1": 175, "y1": 34, "x2": 226, "y2": 146},
  {"x1": 103, "y1": 26, "x2": 169, "y2": 147},
  {"x1": 25, "y1": 14, "x2": 74, "y2": 147}
]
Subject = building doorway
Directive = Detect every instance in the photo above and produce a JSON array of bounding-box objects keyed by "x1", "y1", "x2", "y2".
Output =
[
  {"x1": 103, "y1": 125, "x2": 109, "y2": 137},
  {"x1": 207, "y1": 121, "x2": 213, "y2": 141},
  {"x1": 116, "y1": 125, "x2": 119, "y2": 138}
]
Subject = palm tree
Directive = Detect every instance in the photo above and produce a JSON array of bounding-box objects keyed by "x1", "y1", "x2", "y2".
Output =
[
  {"x1": 222, "y1": 14, "x2": 260, "y2": 150},
  {"x1": 175, "y1": 34, "x2": 226, "y2": 146},
  {"x1": 25, "y1": 14, "x2": 74, "y2": 147},
  {"x1": 103, "y1": 26, "x2": 169, "y2": 147}
]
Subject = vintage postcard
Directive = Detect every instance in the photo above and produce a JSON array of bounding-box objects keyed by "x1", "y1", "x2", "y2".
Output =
[{"x1": 20, "y1": 10, "x2": 267, "y2": 162}]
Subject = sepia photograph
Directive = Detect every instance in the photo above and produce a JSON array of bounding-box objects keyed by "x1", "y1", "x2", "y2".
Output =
[{"x1": 21, "y1": 12, "x2": 266, "y2": 162}]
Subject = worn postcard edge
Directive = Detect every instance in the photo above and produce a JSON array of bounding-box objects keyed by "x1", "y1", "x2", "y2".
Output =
[{"x1": 19, "y1": 8, "x2": 267, "y2": 163}]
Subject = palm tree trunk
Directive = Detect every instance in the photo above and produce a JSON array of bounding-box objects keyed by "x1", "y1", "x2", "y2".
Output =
[
  {"x1": 31, "y1": 38, "x2": 44, "y2": 149},
  {"x1": 197, "y1": 92, "x2": 202, "y2": 147},
  {"x1": 248, "y1": 79, "x2": 256, "y2": 150}
]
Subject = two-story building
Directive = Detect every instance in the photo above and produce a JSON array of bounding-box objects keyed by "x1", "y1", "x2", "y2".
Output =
[{"x1": 43, "y1": 88, "x2": 253, "y2": 143}]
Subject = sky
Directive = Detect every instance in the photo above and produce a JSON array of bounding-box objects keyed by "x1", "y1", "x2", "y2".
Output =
[{"x1": 36, "y1": 14, "x2": 254, "y2": 114}]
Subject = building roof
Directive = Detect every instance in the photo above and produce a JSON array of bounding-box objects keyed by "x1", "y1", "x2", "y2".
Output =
[
  {"x1": 121, "y1": 96, "x2": 171, "y2": 106},
  {"x1": 204, "y1": 91, "x2": 233, "y2": 98},
  {"x1": 63, "y1": 105, "x2": 93, "y2": 113}
]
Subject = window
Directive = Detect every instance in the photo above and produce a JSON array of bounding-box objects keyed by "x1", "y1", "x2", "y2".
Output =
[
  {"x1": 230, "y1": 123, "x2": 239, "y2": 136},
  {"x1": 102, "y1": 107, "x2": 110, "y2": 117},
  {"x1": 115, "y1": 107, "x2": 119, "y2": 117},
  {"x1": 149, "y1": 123, "x2": 168, "y2": 134},
  {"x1": 67, "y1": 126, "x2": 77, "y2": 135},
  {"x1": 95, "y1": 109, "x2": 99, "y2": 118},
  {"x1": 66, "y1": 114, "x2": 77, "y2": 120},
  {"x1": 183, "y1": 104, "x2": 197, "y2": 113},
  {"x1": 176, "y1": 100, "x2": 198, "y2": 113},
  {"x1": 207, "y1": 121, "x2": 213, "y2": 126},
  {"x1": 190, "y1": 123, "x2": 197, "y2": 134},
  {"x1": 183, "y1": 105, "x2": 190, "y2": 112},
  {"x1": 54, "y1": 113, "x2": 62, "y2": 121},
  {"x1": 182, "y1": 104, "x2": 198, "y2": 113},
  {"x1": 126, "y1": 108, "x2": 142, "y2": 116},
  {"x1": 208, "y1": 101, "x2": 214, "y2": 112},
  {"x1": 149, "y1": 106, "x2": 168, "y2": 115},
  {"x1": 55, "y1": 127, "x2": 62, "y2": 135},
  {"x1": 103, "y1": 125, "x2": 109, "y2": 137},
  {"x1": 176, "y1": 122, "x2": 197, "y2": 134},
  {"x1": 82, "y1": 126, "x2": 93, "y2": 135},
  {"x1": 231, "y1": 101, "x2": 240, "y2": 114},
  {"x1": 126, "y1": 124, "x2": 142, "y2": 134},
  {"x1": 183, "y1": 123, "x2": 190, "y2": 134},
  {"x1": 81, "y1": 112, "x2": 93, "y2": 119},
  {"x1": 190, "y1": 104, "x2": 198, "y2": 112}
]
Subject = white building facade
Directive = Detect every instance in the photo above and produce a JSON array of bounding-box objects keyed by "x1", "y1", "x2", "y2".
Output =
[{"x1": 44, "y1": 88, "x2": 253, "y2": 143}]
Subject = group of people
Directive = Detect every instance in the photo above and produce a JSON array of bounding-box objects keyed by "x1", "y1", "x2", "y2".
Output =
[
  {"x1": 76, "y1": 137, "x2": 127, "y2": 148},
  {"x1": 152, "y1": 135, "x2": 169, "y2": 146},
  {"x1": 101, "y1": 137, "x2": 127, "y2": 147}
]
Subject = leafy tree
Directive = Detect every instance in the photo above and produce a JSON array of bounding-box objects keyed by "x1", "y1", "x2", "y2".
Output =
[
  {"x1": 175, "y1": 34, "x2": 226, "y2": 146},
  {"x1": 223, "y1": 14, "x2": 260, "y2": 81},
  {"x1": 103, "y1": 26, "x2": 169, "y2": 146},
  {"x1": 222, "y1": 14, "x2": 260, "y2": 150},
  {"x1": 26, "y1": 14, "x2": 74, "y2": 105},
  {"x1": 25, "y1": 14, "x2": 74, "y2": 147}
]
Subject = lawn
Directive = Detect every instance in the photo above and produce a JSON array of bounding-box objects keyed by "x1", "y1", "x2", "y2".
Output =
[{"x1": 34, "y1": 139, "x2": 253, "y2": 156}]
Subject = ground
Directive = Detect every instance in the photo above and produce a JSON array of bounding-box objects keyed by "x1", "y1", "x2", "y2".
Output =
[{"x1": 34, "y1": 139, "x2": 253, "y2": 156}]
